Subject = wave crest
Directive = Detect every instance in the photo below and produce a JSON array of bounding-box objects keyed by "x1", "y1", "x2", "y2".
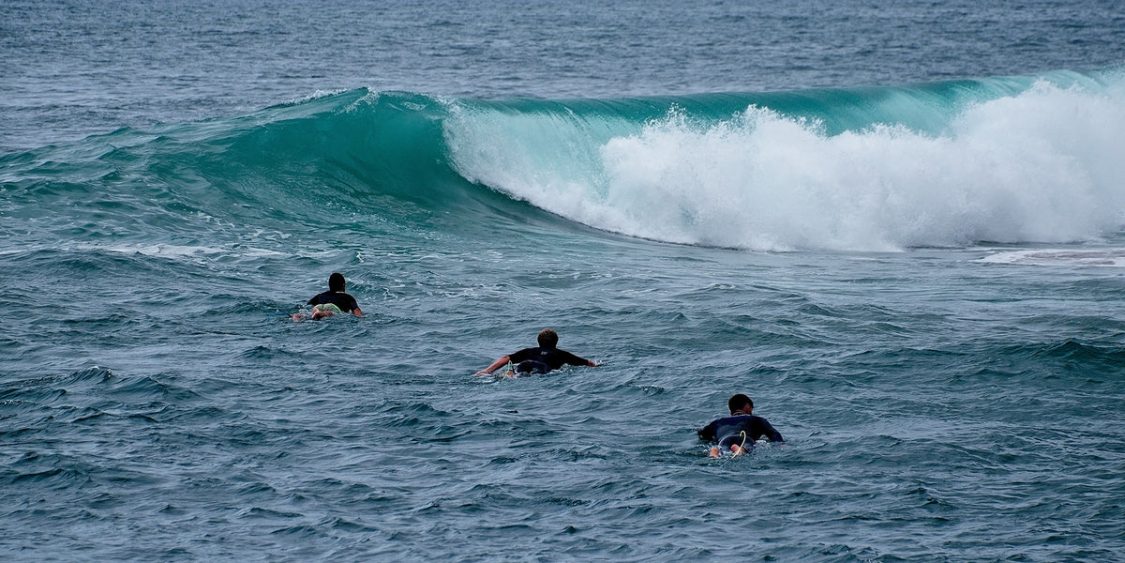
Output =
[{"x1": 448, "y1": 72, "x2": 1125, "y2": 250}]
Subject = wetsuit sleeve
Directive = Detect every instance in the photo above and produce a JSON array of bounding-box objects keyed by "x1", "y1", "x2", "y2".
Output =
[
  {"x1": 343, "y1": 294, "x2": 358, "y2": 312},
  {"x1": 761, "y1": 419, "x2": 783, "y2": 442},
  {"x1": 698, "y1": 421, "x2": 717, "y2": 442},
  {"x1": 557, "y1": 350, "x2": 592, "y2": 367},
  {"x1": 307, "y1": 294, "x2": 320, "y2": 306}
]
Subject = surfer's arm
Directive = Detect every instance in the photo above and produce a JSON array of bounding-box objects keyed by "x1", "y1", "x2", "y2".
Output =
[
  {"x1": 697, "y1": 422, "x2": 717, "y2": 442},
  {"x1": 561, "y1": 350, "x2": 598, "y2": 368},
  {"x1": 351, "y1": 306, "x2": 364, "y2": 317},
  {"x1": 761, "y1": 420, "x2": 784, "y2": 443},
  {"x1": 475, "y1": 355, "x2": 511, "y2": 376}
]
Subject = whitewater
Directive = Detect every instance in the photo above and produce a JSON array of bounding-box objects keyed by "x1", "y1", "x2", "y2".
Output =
[
  {"x1": 447, "y1": 73, "x2": 1125, "y2": 250},
  {"x1": 3, "y1": 1, "x2": 1125, "y2": 561}
]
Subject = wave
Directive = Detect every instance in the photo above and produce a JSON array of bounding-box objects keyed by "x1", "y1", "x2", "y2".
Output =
[
  {"x1": 447, "y1": 69, "x2": 1125, "y2": 250},
  {"x1": 3, "y1": 68, "x2": 1124, "y2": 250}
]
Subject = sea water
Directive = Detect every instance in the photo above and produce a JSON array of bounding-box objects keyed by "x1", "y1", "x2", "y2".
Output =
[{"x1": 2, "y1": 0, "x2": 1124, "y2": 560}]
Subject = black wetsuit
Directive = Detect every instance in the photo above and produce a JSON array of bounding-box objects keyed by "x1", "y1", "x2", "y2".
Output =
[
  {"x1": 698, "y1": 414, "x2": 783, "y2": 449},
  {"x1": 508, "y1": 346, "x2": 591, "y2": 374},
  {"x1": 307, "y1": 290, "x2": 359, "y2": 313}
]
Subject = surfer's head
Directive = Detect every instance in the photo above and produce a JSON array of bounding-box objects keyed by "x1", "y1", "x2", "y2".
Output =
[
  {"x1": 329, "y1": 272, "x2": 346, "y2": 292},
  {"x1": 537, "y1": 328, "x2": 559, "y2": 349},
  {"x1": 728, "y1": 394, "x2": 754, "y2": 415}
]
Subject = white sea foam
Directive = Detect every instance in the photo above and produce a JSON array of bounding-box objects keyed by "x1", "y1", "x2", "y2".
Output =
[
  {"x1": 448, "y1": 80, "x2": 1125, "y2": 251},
  {"x1": 54, "y1": 243, "x2": 286, "y2": 260},
  {"x1": 288, "y1": 89, "x2": 350, "y2": 105},
  {"x1": 979, "y1": 248, "x2": 1125, "y2": 267}
]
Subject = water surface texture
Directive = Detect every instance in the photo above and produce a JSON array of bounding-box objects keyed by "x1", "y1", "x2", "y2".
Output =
[{"x1": 2, "y1": 1, "x2": 1125, "y2": 560}]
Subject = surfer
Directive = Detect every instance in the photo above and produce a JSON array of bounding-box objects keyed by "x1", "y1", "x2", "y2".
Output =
[
  {"x1": 475, "y1": 328, "x2": 598, "y2": 376},
  {"x1": 698, "y1": 393, "x2": 783, "y2": 458},
  {"x1": 292, "y1": 272, "x2": 364, "y2": 320}
]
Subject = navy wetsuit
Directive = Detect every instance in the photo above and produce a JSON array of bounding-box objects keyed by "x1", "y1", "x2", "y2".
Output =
[
  {"x1": 698, "y1": 414, "x2": 783, "y2": 449},
  {"x1": 307, "y1": 290, "x2": 359, "y2": 313},
  {"x1": 508, "y1": 346, "x2": 591, "y2": 374}
]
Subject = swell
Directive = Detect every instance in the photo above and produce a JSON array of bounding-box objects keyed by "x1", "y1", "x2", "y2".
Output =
[
  {"x1": 2, "y1": 68, "x2": 1123, "y2": 250},
  {"x1": 0, "y1": 89, "x2": 513, "y2": 251}
]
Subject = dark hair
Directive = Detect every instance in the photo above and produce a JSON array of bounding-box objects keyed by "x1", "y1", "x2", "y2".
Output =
[
  {"x1": 537, "y1": 328, "x2": 559, "y2": 348},
  {"x1": 329, "y1": 272, "x2": 346, "y2": 292},
  {"x1": 728, "y1": 393, "x2": 753, "y2": 414}
]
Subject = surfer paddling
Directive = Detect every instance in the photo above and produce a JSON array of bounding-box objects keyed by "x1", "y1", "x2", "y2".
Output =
[
  {"x1": 698, "y1": 393, "x2": 783, "y2": 458},
  {"x1": 292, "y1": 272, "x2": 363, "y2": 321},
  {"x1": 475, "y1": 328, "x2": 598, "y2": 377}
]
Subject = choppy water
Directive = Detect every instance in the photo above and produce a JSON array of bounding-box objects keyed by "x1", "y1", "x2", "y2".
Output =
[{"x1": 3, "y1": 1, "x2": 1125, "y2": 560}]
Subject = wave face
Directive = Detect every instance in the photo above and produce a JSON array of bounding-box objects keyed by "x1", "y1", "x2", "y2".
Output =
[{"x1": 5, "y1": 69, "x2": 1124, "y2": 251}]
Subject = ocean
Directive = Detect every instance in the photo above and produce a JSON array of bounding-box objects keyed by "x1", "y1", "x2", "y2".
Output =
[{"x1": 2, "y1": 0, "x2": 1124, "y2": 560}]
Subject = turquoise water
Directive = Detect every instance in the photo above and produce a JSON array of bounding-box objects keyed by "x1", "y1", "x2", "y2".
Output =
[{"x1": 3, "y1": 1, "x2": 1125, "y2": 560}]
